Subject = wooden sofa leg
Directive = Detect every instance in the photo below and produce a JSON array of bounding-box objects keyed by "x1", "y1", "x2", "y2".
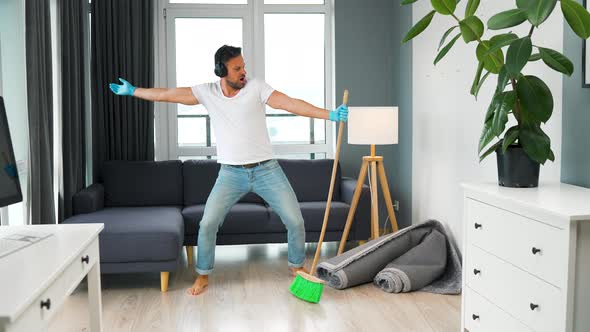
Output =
[
  {"x1": 186, "y1": 246, "x2": 194, "y2": 266},
  {"x1": 161, "y1": 272, "x2": 169, "y2": 292}
]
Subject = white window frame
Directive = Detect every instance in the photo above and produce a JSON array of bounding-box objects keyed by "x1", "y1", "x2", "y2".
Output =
[{"x1": 154, "y1": 0, "x2": 335, "y2": 161}]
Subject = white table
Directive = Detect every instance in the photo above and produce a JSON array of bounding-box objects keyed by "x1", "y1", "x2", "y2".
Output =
[{"x1": 0, "y1": 224, "x2": 104, "y2": 332}]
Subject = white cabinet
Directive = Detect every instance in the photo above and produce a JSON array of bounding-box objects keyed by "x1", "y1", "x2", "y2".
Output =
[{"x1": 461, "y1": 183, "x2": 590, "y2": 332}]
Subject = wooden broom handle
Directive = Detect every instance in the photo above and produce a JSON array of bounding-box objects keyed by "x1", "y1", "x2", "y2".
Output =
[{"x1": 310, "y1": 90, "x2": 348, "y2": 274}]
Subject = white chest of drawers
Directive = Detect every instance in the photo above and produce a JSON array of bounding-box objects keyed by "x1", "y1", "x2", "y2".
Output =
[
  {"x1": 461, "y1": 182, "x2": 590, "y2": 332},
  {"x1": 0, "y1": 224, "x2": 104, "y2": 332}
]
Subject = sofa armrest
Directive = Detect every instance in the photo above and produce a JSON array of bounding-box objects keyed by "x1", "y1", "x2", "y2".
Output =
[
  {"x1": 73, "y1": 183, "x2": 105, "y2": 215},
  {"x1": 341, "y1": 177, "x2": 371, "y2": 240}
]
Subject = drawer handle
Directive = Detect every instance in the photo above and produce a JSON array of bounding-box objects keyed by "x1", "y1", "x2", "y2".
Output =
[
  {"x1": 472, "y1": 314, "x2": 480, "y2": 320},
  {"x1": 530, "y1": 303, "x2": 539, "y2": 311},
  {"x1": 40, "y1": 298, "x2": 51, "y2": 310},
  {"x1": 473, "y1": 268, "x2": 481, "y2": 275},
  {"x1": 474, "y1": 223, "x2": 482, "y2": 229},
  {"x1": 532, "y1": 247, "x2": 541, "y2": 255},
  {"x1": 81, "y1": 255, "x2": 90, "y2": 264}
]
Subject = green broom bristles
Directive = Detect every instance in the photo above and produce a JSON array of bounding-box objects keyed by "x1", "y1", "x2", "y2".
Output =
[{"x1": 289, "y1": 273, "x2": 324, "y2": 303}]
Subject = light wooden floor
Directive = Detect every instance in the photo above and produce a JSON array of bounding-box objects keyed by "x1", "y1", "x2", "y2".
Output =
[{"x1": 49, "y1": 242, "x2": 461, "y2": 332}]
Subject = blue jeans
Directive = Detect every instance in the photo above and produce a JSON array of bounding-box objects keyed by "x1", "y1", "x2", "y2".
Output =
[{"x1": 196, "y1": 159, "x2": 306, "y2": 275}]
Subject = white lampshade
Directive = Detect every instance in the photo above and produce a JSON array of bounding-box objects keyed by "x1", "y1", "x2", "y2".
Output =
[{"x1": 347, "y1": 106, "x2": 398, "y2": 145}]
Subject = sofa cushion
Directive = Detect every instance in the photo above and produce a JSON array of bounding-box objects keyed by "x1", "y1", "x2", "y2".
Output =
[
  {"x1": 101, "y1": 160, "x2": 183, "y2": 207},
  {"x1": 269, "y1": 201, "x2": 350, "y2": 232},
  {"x1": 278, "y1": 159, "x2": 341, "y2": 202},
  {"x1": 182, "y1": 203, "x2": 274, "y2": 235},
  {"x1": 182, "y1": 160, "x2": 264, "y2": 205},
  {"x1": 63, "y1": 206, "x2": 183, "y2": 263}
]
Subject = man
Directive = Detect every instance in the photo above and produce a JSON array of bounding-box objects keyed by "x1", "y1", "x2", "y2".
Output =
[{"x1": 109, "y1": 45, "x2": 348, "y2": 296}]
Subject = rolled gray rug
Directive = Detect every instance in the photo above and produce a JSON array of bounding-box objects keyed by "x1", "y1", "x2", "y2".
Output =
[
  {"x1": 316, "y1": 219, "x2": 462, "y2": 294},
  {"x1": 373, "y1": 229, "x2": 447, "y2": 293}
]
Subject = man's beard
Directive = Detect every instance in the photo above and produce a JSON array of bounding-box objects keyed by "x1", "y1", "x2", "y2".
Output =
[{"x1": 227, "y1": 77, "x2": 246, "y2": 89}]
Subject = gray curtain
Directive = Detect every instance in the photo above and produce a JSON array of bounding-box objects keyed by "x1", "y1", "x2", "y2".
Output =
[
  {"x1": 59, "y1": 0, "x2": 86, "y2": 221},
  {"x1": 91, "y1": 0, "x2": 154, "y2": 181},
  {"x1": 25, "y1": 0, "x2": 55, "y2": 224}
]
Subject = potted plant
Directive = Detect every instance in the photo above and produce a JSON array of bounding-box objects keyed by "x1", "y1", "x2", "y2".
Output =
[{"x1": 402, "y1": 0, "x2": 590, "y2": 187}]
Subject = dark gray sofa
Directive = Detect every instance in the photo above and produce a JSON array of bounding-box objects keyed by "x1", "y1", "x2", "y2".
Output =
[{"x1": 63, "y1": 159, "x2": 371, "y2": 291}]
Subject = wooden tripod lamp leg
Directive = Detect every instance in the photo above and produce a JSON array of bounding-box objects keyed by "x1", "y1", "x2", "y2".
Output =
[
  {"x1": 377, "y1": 161, "x2": 399, "y2": 233},
  {"x1": 370, "y1": 161, "x2": 379, "y2": 239},
  {"x1": 337, "y1": 159, "x2": 369, "y2": 255}
]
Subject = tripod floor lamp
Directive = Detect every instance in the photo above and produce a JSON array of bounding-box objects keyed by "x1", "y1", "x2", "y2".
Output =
[{"x1": 337, "y1": 106, "x2": 400, "y2": 255}]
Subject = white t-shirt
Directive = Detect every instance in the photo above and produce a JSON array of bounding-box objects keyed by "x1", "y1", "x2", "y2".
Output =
[{"x1": 191, "y1": 78, "x2": 275, "y2": 165}]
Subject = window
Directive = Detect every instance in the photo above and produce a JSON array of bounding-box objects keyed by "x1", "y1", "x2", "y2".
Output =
[
  {"x1": 171, "y1": 0, "x2": 247, "y2": 3},
  {"x1": 156, "y1": 0, "x2": 333, "y2": 161},
  {"x1": 264, "y1": 13, "x2": 325, "y2": 145},
  {"x1": 174, "y1": 18, "x2": 243, "y2": 148},
  {"x1": 264, "y1": 0, "x2": 324, "y2": 4}
]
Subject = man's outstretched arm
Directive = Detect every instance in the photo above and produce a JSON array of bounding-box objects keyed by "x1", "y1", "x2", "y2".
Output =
[
  {"x1": 109, "y1": 77, "x2": 199, "y2": 106},
  {"x1": 266, "y1": 90, "x2": 347, "y2": 122}
]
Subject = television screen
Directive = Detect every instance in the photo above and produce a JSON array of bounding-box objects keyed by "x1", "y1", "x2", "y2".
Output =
[{"x1": 0, "y1": 96, "x2": 22, "y2": 208}]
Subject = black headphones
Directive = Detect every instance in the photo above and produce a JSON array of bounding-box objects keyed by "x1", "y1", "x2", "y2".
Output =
[{"x1": 214, "y1": 61, "x2": 227, "y2": 78}]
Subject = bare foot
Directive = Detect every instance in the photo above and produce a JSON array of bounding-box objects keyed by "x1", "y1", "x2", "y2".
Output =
[
  {"x1": 186, "y1": 275, "x2": 209, "y2": 296},
  {"x1": 289, "y1": 266, "x2": 310, "y2": 277}
]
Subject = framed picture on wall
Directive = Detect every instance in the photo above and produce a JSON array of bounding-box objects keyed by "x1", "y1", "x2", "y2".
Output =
[{"x1": 585, "y1": 0, "x2": 590, "y2": 87}]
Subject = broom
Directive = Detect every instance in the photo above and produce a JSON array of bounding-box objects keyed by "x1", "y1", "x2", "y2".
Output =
[{"x1": 289, "y1": 89, "x2": 349, "y2": 303}]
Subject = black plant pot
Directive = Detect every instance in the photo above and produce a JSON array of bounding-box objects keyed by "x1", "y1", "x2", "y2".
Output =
[{"x1": 496, "y1": 144, "x2": 540, "y2": 188}]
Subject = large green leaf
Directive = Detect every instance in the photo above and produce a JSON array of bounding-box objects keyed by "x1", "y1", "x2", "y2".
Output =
[
  {"x1": 470, "y1": 62, "x2": 485, "y2": 96},
  {"x1": 529, "y1": 53, "x2": 542, "y2": 61},
  {"x1": 434, "y1": 33, "x2": 462, "y2": 64},
  {"x1": 539, "y1": 47, "x2": 574, "y2": 76},
  {"x1": 460, "y1": 16, "x2": 485, "y2": 43},
  {"x1": 496, "y1": 65, "x2": 510, "y2": 94},
  {"x1": 561, "y1": 0, "x2": 590, "y2": 39},
  {"x1": 516, "y1": 0, "x2": 531, "y2": 9},
  {"x1": 549, "y1": 149, "x2": 555, "y2": 161},
  {"x1": 488, "y1": 9, "x2": 528, "y2": 30},
  {"x1": 517, "y1": 0, "x2": 558, "y2": 26},
  {"x1": 516, "y1": 75, "x2": 554, "y2": 123},
  {"x1": 479, "y1": 96, "x2": 501, "y2": 153},
  {"x1": 472, "y1": 71, "x2": 491, "y2": 99},
  {"x1": 476, "y1": 41, "x2": 504, "y2": 74},
  {"x1": 438, "y1": 26, "x2": 459, "y2": 50},
  {"x1": 520, "y1": 123, "x2": 552, "y2": 164},
  {"x1": 402, "y1": 10, "x2": 436, "y2": 43},
  {"x1": 479, "y1": 92, "x2": 513, "y2": 152},
  {"x1": 465, "y1": 0, "x2": 480, "y2": 17},
  {"x1": 431, "y1": 0, "x2": 457, "y2": 15},
  {"x1": 484, "y1": 33, "x2": 519, "y2": 56},
  {"x1": 502, "y1": 126, "x2": 520, "y2": 153},
  {"x1": 492, "y1": 91, "x2": 516, "y2": 136},
  {"x1": 479, "y1": 141, "x2": 502, "y2": 162},
  {"x1": 506, "y1": 37, "x2": 532, "y2": 78},
  {"x1": 402, "y1": 0, "x2": 419, "y2": 4}
]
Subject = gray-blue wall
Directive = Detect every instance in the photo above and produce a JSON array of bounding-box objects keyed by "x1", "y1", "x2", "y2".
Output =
[
  {"x1": 562, "y1": 0, "x2": 590, "y2": 188},
  {"x1": 335, "y1": 0, "x2": 412, "y2": 229}
]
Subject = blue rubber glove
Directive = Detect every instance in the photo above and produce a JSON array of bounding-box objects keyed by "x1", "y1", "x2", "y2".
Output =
[
  {"x1": 329, "y1": 104, "x2": 348, "y2": 122},
  {"x1": 3, "y1": 163, "x2": 17, "y2": 178},
  {"x1": 109, "y1": 77, "x2": 136, "y2": 96}
]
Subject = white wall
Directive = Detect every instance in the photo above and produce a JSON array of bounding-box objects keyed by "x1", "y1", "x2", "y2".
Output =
[
  {"x1": 412, "y1": 0, "x2": 563, "y2": 248},
  {"x1": 0, "y1": 0, "x2": 28, "y2": 225}
]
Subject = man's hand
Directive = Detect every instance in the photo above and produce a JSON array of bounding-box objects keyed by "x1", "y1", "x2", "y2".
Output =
[
  {"x1": 329, "y1": 104, "x2": 348, "y2": 122},
  {"x1": 109, "y1": 77, "x2": 136, "y2": 96}
]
